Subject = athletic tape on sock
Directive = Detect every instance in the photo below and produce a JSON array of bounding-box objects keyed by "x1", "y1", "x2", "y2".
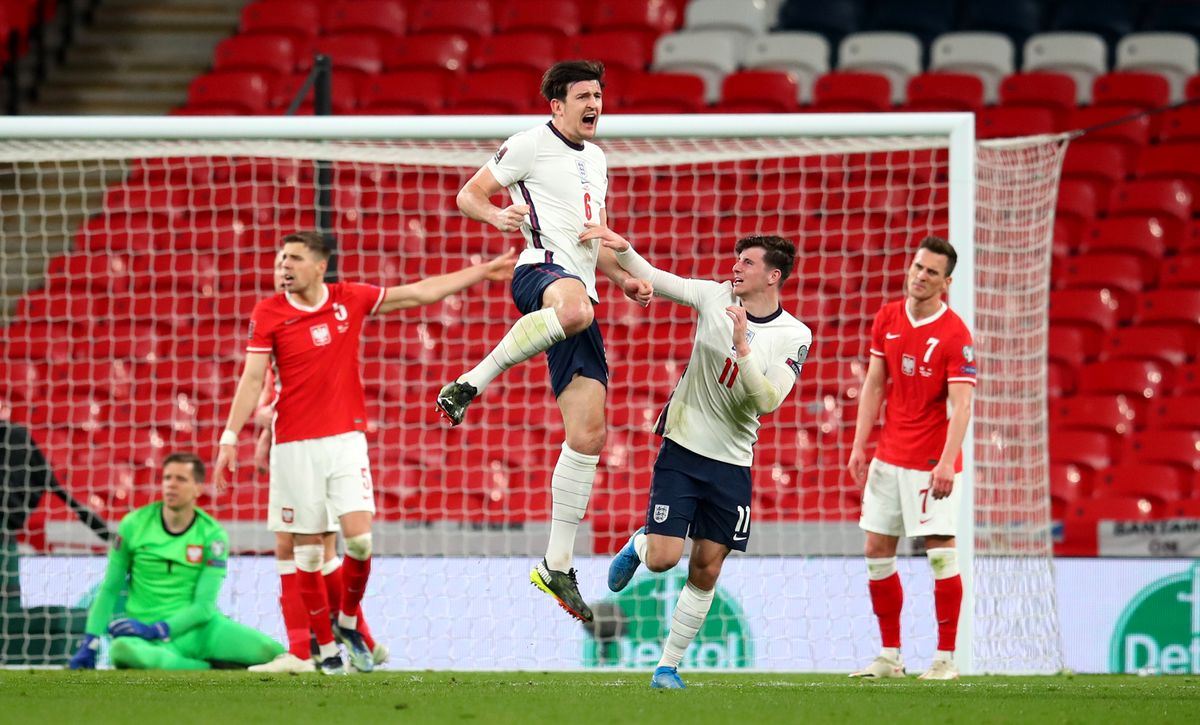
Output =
[{"x1": 866, "y1": 556, "x2": 897, "y2": 580}]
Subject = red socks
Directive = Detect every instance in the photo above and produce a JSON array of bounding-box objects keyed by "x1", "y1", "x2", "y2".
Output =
[
  {"x1": 279, "y1": 572, "x2": 311, "y2": 660},
  {"x1": 295, "y1": 568, "x2": 334, "y2": 646},
  {"x1": 323, "y1": 562, "x2": 375, "y2": 649},
  {"x1": 933, "y1": 574, "x2": 963, "y2": 652},
  {"x1": 868, "y1": 572, "x2": 904, "y2": 649},
  {"x1": 340, "y1": 555, "x2": 372, "y2": 623}
]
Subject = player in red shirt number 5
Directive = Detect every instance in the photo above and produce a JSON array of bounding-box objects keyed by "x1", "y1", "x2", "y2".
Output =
[
  {"x1": 847, "y1": 236, "x2": 975, "y2": 681},
  {"x1": 214, "y1": 231, "x2": 515, "y2": 675}
]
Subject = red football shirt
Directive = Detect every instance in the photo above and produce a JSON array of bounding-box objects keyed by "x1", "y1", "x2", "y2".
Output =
[
  {"x1": 246, "y1": 282, "x2": 385, "y2": 444},
  {"x1": 869, "y1": 299, "x2": 976, "y2": 472}
]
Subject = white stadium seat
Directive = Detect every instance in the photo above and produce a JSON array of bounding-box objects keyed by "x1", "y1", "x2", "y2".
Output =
[
  {"x1": 929, "y1": 32, "x2": 1015, "y2": 104},
  {"x1": 1117, "y1": 32, "x2": 1199, "y2": 104},
  {"x1": 837, "y1": 31, "x2": 922, "y2": 104},
  {"x1": 652, "y1": 30, "x2": 741, "y2": 103},
  {"x1": 684, "y1": 0, "x2": 772, "y2": 47},
  {"x1": 742, "y1": 32, "x2": 830, "y2": 103},
  {"x1": 1023, "y1": 32, "x2": 1108, "y2": 104}
]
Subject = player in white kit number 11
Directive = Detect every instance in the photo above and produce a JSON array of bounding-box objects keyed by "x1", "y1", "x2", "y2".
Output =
[{"x1": 585, "y1": 224, "x2": 812, "y2": 689}]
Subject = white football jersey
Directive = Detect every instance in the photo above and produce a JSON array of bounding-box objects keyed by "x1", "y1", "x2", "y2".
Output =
[
  {"x1": 488, "y1": 122, "x2": 609, "y2": 301},
  {"x1": 616, "y1": 248, "x2": 812, "y2": 467}
]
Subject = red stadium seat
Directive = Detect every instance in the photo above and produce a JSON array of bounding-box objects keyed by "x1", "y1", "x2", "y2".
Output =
[
  {"x1": 239, "y1": 0, "x2": 320, "y2": 43},
  {"x1": 1136, "y1": 142, "x2": 1200, "y2": 202},
  {"x1": 1077, "y1": 359, "x2": 1170, "y2": 400},
  {"x1": 1049, "y1": 429, "x2": 1114, "y2": 471},
  {"x1": 1160, "y1": 254, "x2": 1200, "y2": 288},
  {"x1": 495, "y1": 0, "x2": 581, "y2": 36},
  {"x1": 445, "y1": 68, "x2": 543, "y2": 114},
  {"x1": 471, "y1": 32, "x2": 560, "y2": 74},
  {"x1": 359, "y1": 70, "x2": 454, "y2": 114},
  {"x1": 1048, "y1": 324, "x2": 1089, "y2": 368},
  {"x1": 1066, "y1": 105, "x2": 1150, "y2": 166},
  {"x1": 1060, "y1": 254, "x2": 1147, "y2": 306},
  {"x1": 1104, "y1": 327, "x2": 1188, "y2": 368},
  {"x1": 560, "y1": 31, "x2": 652, "y2": 74},
  {"x1": 1094, "y1": 463, "x2": 1185, "y2": 504},
  {"x1": 811, "y1": 72, "x2": 891, "y2": 112},
  {"x1": 1108, "y1": 179, "x2": 1192, "y2": 225},
  {"x1": 998, "y1": 72, "x2": 1076, "y2": 120},
  {"x1": 383, "y1": 33, "x2": 470, "y2": 74},
  {"x1": 1126, "y1": 430, "x2": 1200, "y2": 472},
  {"x1": 1061, "y1": 141, "x2": 1129, "y2": 204},
  {"x1": 586, "y1": 0, "x2": 680, "y2": 47},
  {"x1": 324, "y1": 0, "x2": 406, "y2": 41},
  {"x1": 1159, "y1": 105, "x2": 1200, "y2": 143},
  {"x1": 976, "y1": 107, "x2": 1056, "y2": 139},
  {"x1": 1048, "y1": 289, "x2": 1126, "y2": 356},
  {"x1": 187, "y1": 71, "x2": 272, "y2": 114},
  {"x1": 313, "y1": 33, "x2": 384, "y2": 76},
  {"x1": 1050, "y1": 463, "x2": 1092, "y2": 503},
  {"x1": 1187, "y1": 74, "x2": 1200, "y2": 102},
  {"x1": 1050, "y1": 394, "x2": 1138, "y2": 436},
  {"x1": 271, "y1": 70, "x2": 361, "y2": 114},
  {"x1": 618, "y1": 72, "x2": 706, "y2": 113},
  {"x1": 44, "y1": 253, "x2": 130, "y2": 293},
  {"x1": 1093, "y1": 71, "x2": 1171, "y2": 111},
  {"x1": 1172, "y1": 499, "x2": 1200, "y2": 518},
  {"x1": 718, "y1": 70, "x2": 800, "y2": 112},
  {"x1": 1146, "y1": 396, "x2": 1200, "y2": 431},
  {"x1": 213, "y1": 34, "x2": 298, "y2": 76},
  {"x1": 409, "y1": 0, "x2": 493, "y2": 40},
  {"x1": 904, "y1": 72, "x2": 984, "y2": 112},
  {"x1": 1134, "y1": 289, "x2": 1200, "y2": 350},
  {"x1": 1077, "y1": 217, "x2": 1167, "y2": 278}
]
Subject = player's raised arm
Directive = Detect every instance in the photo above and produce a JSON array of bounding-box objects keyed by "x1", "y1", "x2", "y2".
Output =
[
  {"x1": 214, "y1": 352, "x2": 271, "y2": 492},
  {"x1": 594, "y1": 210, "x2": 652, "y2": 307},
  {"x1": 582, "y1": 223, "x2": 705, "y2": 308},
  {"x1": 848, "y1": 351, "x2": 887, "y2": 486},
  {"x1": 457, "y1": 165, "x2": 529, "y2": 233},
  {"x1": 375, "y1": 249, "x2": 516, "y2": 314}
]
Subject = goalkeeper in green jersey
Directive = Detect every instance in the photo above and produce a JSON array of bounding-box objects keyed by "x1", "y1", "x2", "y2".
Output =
[{"x1": 67, "y1": 452, "x2": 283, "y2": 670}]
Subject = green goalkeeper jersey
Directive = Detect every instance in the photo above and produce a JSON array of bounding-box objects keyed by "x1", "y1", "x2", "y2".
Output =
[{"x1": 85, "y1": 502, "x2": 230, "y2": 638}]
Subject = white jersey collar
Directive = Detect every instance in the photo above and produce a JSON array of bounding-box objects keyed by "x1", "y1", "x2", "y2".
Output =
[
  {"x1": 906, "y1": 300, "x2": 947, "y2": 328},
  {"x1": 286, "y1": 283, "x2": 329, "y2": 313}
]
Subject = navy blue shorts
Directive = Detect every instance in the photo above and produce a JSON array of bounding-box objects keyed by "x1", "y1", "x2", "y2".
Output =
[
  {"x1": 644, "y1": 438, "x2": 753, "y2": 551},
  {"x1": 510, "y1": 263, "x2": 608, "y2": 398}
]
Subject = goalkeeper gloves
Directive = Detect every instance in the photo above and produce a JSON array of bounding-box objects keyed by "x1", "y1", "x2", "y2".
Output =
[
  {"x1": 68, "y1": 634, "x2": 99, "y2": 669},
  {"x1": 108, "y1": 618, "x2": 170, "y2": 641}
]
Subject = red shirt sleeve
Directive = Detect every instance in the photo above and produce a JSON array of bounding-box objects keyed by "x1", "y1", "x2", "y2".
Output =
[
  {"x1": 246, "y1": 299, "x2": 274, "y2": 354},
  {"x1": 946, "y1": 322, "x2": 977, "y2": 386},
  {"x1": 349, "y1": 282, "x2": 386, "y2": 316},
  {"x1": 869, "y1": 305, "x2": 888, "y2": 358}
]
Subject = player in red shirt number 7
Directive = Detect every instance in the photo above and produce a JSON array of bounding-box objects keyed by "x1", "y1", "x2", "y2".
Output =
[
  {"x1": 214, "y1": 231, "x2": 515, "y2": 674},
  {"x1": 846, "y1": 236, "x2": 975, "y2": 681}
]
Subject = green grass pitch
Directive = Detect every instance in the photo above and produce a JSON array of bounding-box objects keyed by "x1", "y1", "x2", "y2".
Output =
[{"x1": 2, "y1": 671, "x2": 1197, "y2": 724}]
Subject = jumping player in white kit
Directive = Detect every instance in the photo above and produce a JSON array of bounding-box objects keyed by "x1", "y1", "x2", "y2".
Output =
[{"x1": 434, "y1": 60, "x2": 652, "y2": 623}]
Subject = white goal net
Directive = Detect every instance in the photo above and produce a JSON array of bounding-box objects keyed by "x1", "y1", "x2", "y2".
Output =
[{"x1": 0, "y1": 115, "x2": 1064, "y2": 673}]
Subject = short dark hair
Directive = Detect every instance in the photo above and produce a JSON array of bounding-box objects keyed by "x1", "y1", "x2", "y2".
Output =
[
  {"x1": 281, "y1": 231, "x2": 332, "y2": 262},
  {"x1": 918, "y1": 235, "x2": 957, "y2": 277},
  {"x1": 735, "y1": 235, "x2": 796, "y2": 286},
  {"x1": 541, "y1": 60, "x2": 605, "y2": 102},
  {"x1": 163, "y1": 452, "x2": 205, "y2": 483}
]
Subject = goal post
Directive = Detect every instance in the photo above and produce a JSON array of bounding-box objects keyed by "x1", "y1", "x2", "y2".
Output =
[{"x1": 0, "y1": 114, "x2": 1063, "y2": 673}]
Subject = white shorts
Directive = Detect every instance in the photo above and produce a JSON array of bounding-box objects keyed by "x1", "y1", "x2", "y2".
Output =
[
  {"x1": 858, "y1": 458, "x2": 960, "y2": 538},
  {"x1": 268, "y1": 431, "x2": 376, "y2": 534}
]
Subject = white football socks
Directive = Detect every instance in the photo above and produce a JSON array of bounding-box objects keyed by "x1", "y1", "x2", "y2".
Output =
[
  {"x1": 544, "y1": 442, "x2": 599, "y2": 572},
  {"x1": 461, "y1": 307, "x2": 566, "y2": 393},
  {"x1": 633, "y1": 530, "x2": 648, "y2": 561},
  {"x1": 658, "y1": 582, "x2": 715, "y2": 669}
]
